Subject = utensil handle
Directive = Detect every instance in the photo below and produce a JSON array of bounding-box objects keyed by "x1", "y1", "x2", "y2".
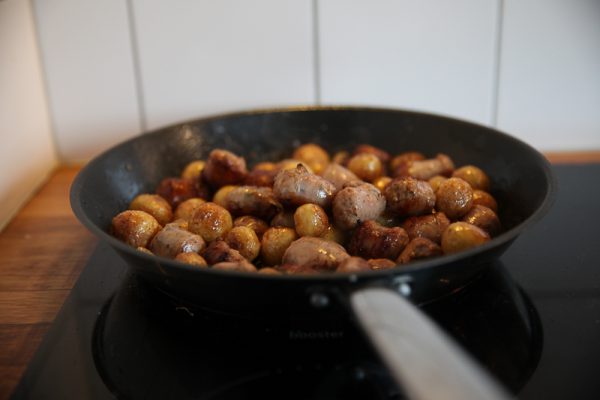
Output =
[{"x1": 350, "y1": 287, "x2": 513, "y2": 400}]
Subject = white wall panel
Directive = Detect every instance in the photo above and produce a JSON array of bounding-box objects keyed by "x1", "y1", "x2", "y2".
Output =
[
  {"x1": 33, "y1": 0, "x2": 141, "y2": 162},
  {"x1": 319, "y1": 0, "x2": 498, "y2": 125},
  {"x1": 497, "y1": 0, "x2": 600, "y2": 151},
  {"x1": 132, "y1": 0, "x2": 315, "y2": 130},
  {"x1": 0, "y1": 0, "x2": 57, "y2": 230}
]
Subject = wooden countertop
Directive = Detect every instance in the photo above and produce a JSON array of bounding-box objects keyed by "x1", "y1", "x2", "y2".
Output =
[{"x1": 1, "y1": 152, "x2": 599, "y2": 398}]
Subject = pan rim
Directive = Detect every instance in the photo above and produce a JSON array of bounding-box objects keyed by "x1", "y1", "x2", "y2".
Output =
[{"x1": 70, "y1": 105, "x2": 557, "y2": 284}]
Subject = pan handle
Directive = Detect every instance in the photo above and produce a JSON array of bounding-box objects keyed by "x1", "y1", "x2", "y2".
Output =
[{"x1": 350, "y1": 287, "x2": 513, "y2": 400}]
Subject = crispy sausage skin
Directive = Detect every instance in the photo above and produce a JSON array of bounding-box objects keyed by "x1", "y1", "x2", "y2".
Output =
[
  {"x1": 384, "y1": 177, "x2": 436, "y2": 217},
  {"x1": 202, "y1": 149, "x2": 248, "y2": 188},
  {"x1": 402, "y1": 212, "x2": 450, "y2": 244},
  {"x1": 282, "y1": 237, "x2": 350, "y2": 271},
  {"x1": 273, "y1": 164, "x2": 336, "y2": 208},
  {"x1": 332, "y1": 182, "x2": 386, "y2": 230},
  {"x1": 223, "y1": 186, "x2": 283, "y2": 220},
  {"x1": 149, "y1": 222, "x2": 206, "y2": 259},
  {"x1": 348, "y1": 220, "x2": 409, "y2": 260},
  {"x1": 336, "y1": 256, "x2": 372, "y2": 273},
  {"x1": 397, "y1": 237, "x2": 443, "y2": 264},
  {"x1": 156, "y1": 178, "x2": 206, "y2": 208},
  {"x1": 395, "y1": 153, "x2": 454, "y2": 180},
  {"x1": 203, "y1": 239, "x2": 247, "y2": 265}
]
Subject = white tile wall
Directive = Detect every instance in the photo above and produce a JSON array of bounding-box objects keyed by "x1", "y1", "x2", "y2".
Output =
[
  {"x1": 0, "y1": 0, "x2": 57, "y2": 229},
  {"x1": 497, "y1": 0, "x2": 600, "y2": 151},
  {"x1": 318, "y1": 0, "x2": 499, "y2": 126},
  {"x1": 32, "y1": 0, "x2": 141, "y2": 162},
  {"x1": 27, "y1": 0, "x2": 600, "y2": 163},
  {"x1": 131, "y1": 0, "x2": 315, "y2": 130}
]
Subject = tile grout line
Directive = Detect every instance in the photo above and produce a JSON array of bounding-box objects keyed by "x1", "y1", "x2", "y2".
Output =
[
  {"x1": 490, "y1": 0, "x2": 505, "y2": 127},
  {"x1": 125, "y1": 0, "x2": 147, "y2": 132},
  {"x1": 312, "y1": 0, "x2": 322, "y2": 105}
]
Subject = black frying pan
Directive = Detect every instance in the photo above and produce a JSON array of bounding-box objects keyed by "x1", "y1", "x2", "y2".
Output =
[{"x1": 71, "y1": 106, "x2": 555, "y2": 400}]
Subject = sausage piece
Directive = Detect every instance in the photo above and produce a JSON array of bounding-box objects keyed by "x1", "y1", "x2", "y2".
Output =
[
  {"x1": 348, "y1": 220, "x2": 409, "y2": 260},
  {"x1": 397, "y1": 237, "x2": 443, "y2": 264},
  {"x1": 223, "y1": 186, "x2": 283, "y2": 220},
  {"x1": 336, "y1": 256, "x2": 372, "y2": 273},
  {"x1": 384, "y1": 177, "x2": 436, "y2": 217},
  {"x1": 395, "y1": 153, "x2": 454, "y2": 180},
  {"x1": 282, "y1": 237, "x2": 350, "y2": 271},
  {"x1": 156, "y1": 178, "x2": 206, "y2": 208},
  {"x1": 273, "y1": 164, "x2": 335, "y2": 208},
  {"x1": 402, "y1": 212, "x2": 450, "y2": 244},
  {"x1": 332, "y1": 182, "x2": 386, "y2": 230},
  {"x1": 203, "y1": 239, "x2": 246, "y2": 265},
  {"x1": 149, "y1": 222, "x2": 206, "y2": 259},
  {"x1": 320, "y1": 163, "x2": 359, "y2": 193},
  {"x1": 202, "y1": 149, "x2": 248, "y2": 188}
]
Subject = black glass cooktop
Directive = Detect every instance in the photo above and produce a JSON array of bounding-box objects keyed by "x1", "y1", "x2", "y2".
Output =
[{"x1": 11, "y1": 164, "x2": 600, "y2": 400}]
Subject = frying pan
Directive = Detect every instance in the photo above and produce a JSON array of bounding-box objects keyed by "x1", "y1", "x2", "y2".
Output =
[{"x1": 71, "y1": 106, "x2": 555, "y2": 400}]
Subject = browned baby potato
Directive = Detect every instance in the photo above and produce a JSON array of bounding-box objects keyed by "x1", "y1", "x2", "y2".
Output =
[
  {"x1": 367, "y1": 258, "x2": 396, "y2": 270},
  {"x1": 257, "y1": 267, "x2": 282, "y2": 275},
  {"x1": 174, "y1": 252, "x2": 208, "y2": 267},
  {"x1": 149, "y1": 222, "x2": 206, "y2": 259},
  {"x1": 347, "y1": 153, "x2": 383, "y2": 182},
  {"x1": 320, "y1": 225, "x2": 347, "y2": 245},
  {"x1": 136, "y1": 247, "x2": 153, "y2": 255},
  {"x1": 260, "y1": 227, "x2": 298, "y2": 266},
  {"x1": 156, "y1": 177, "x2": 204, "y2": 208},
  {"x1": 282, "y1": 237, "x2": 350, "y2": 271},
  {"x1": 233, "y1": 215, "x2": 269, "y2": 239},
  {"x1": 402, "y1": 212, "x2": 450, "y2": 244},
  {"x1": 332, "y1": 150, "x2": 350, "y2": 165},
  {"x1": 435, "y1": 177, "x2": 474, "y2": 220},
  {"x1": 336, "y1": 256, "x2": 372, "y2": 273},
  {"x1": 270, "y1": 210, "x2": 296, "y2": 229},
  {"x1": 293, "y1": 143, "x2": 330, "y2": 174},
  {"x1": 188, "y1": 202, "x2": 233, "y2": 242},
  {"x1": 181, "y1": 160, "x2": 205, "y2": 180},
  {"x1": 174, "y1": 198, "x2": 205, "y2": 221},
  {"x1": 222, "y1": 186, "x2": 282, "y2": 220},
  {"x1": 203, "y1": 239, "x2": 246, "y2": 264},
  {"x1": 212, "y1": 261, "x2": 257, "y2": 273},
  {"x1": 333, "y1": 182, "x2": 386, "y2": 230},
  {"x1": 441, "y1": 222, "x2": 490, "y2": 254},
  {"x1": 428, "y1": 175, "x2": 447, "y2": 192},
  {"x1": 396, "y1": 154, "x2": 454, "y2": 180},
  {"x1": 225, "y1": 226, "x2": 261, "y2": 261},
  {"x1": 213, "y1": 185, "x2": 237, "y2": 207},
  {"x1": 294, "y1": 203, "x2": 329, "y2": 237},
  {"x1": 320, "y1": 163, "x2": 359, "y2": 192},
  {"x1": 278, "y1": 159, "x2": 313, "y2": 173},
  {"x1": 112, "y1": 210, "x2": 161, "y2": 248},
  {"x1": 253, "y1": 161, "x2": 278, "y2": 172},
  {"x1": 353, "y1": 144, "x2": 391, "y2": 163},
  {"x1": 202, "y1": 149, "x2": 248, "y2": 188},
  {"x1": 390, "y1": 151, "x2": 426, "y2": 172},
  {"x1": 384, "y1": 177, "x2": 436, "y2": 217},
  {"x1": 273, "y1": 164, "x2": 335, "y2": 208},
  {"x1": 372, "y1": 176, "x2": 392, "y2": 192},
  {"x1": 397, "y1": 237, "x2": 443, "y2": 264},
  {"x1": 129, "y1": 194, "x2": 173, "y2": 226},
  {"x1": 348, "y1": 220, "x2": 409, "y2": 260},
  {"x1": 462, "y1": 205, "x2": 501, "y2": 237},
  {"x1": 452, "y1": 165, "x2": 490, "y2": 191},
  {"x1": 472, "y1": 189, "x2": 498, "y2": 212}
]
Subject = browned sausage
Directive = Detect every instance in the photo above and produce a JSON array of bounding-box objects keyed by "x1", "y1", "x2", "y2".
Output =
[
  {"x1": 435, "y1": 177, "x2": 474, "y2": 220},
  {"x1": 402, "y1": 212, "x2": 450, "y2": 244},
  {"x1": 244, "y1": 169, "x2": 277, "y2": 187},
  {"x1": 277, "y1": 263, "x2": 321, "y2": 275},
  {"x1": 395, "y1": 153, "x2": 454, "y2": 180},
  {"x1": 273, "y1": 164, "x2": 335, "y2": 208},
  {"x1": 203, "y1": 239, "x2": 246, "y2": 265},
  {"x1": 156, "y1": 177, "x2": 206, "y2": 208},
  {"x1": 320, "y1": 163, "x2": 359, "y2": 192},
  {"x1": 212, "y1": 261, "x2": 257, "y2": 273},
  {"x1": 149, "y1": 222, "x2": 206, "y2": 259},
  {"x1": 332, "y1": 182, "x2": 386, "y2": 230},
  {"x1": 397, "y1": 237, "x2": 443, "y2": 264},
  {"x1": 384, "y1": 177, "x2": 436, "y2": 217},
  {"x1": 348, "y1": 220, "x2": 409, "y2": 260},
  {"x1": 461, "y1": 205, "x2": 501, "y2": 236},
  {"x1": 202, "y1": 149, "x2": 248, "y2": 188},
  {"x1": 112, "y1": 210, "x2": 161, "y2": 248},
  {"x1": 223, "y1": 186, "x2": 283, "y2": 220},
  {"x1": 336, "y1": 256, "x2": 372, "y2": 273},
  {"x1": 282, "y1": 237, "x2": 350, "y2": 271},
  {"x1": 367, "y1": 258, "x2": 396, "y2": 270},
  {"x1": 390, "y1": 151, "x2": 425, "y2": 173}
]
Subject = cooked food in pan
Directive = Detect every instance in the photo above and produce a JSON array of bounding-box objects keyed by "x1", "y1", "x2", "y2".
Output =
[{"x1": 111, "y1": 143, "x2": 501, "y2": 274}]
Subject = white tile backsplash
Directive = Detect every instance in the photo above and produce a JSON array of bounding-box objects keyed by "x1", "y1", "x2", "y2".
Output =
[
  {"x1": 131, "y1": 0, "x2": 315, "y2": 130},
  {"x1": 32, "y1": 0, "x2": 141, "y2": 161},
  {"x1": 497, "y1": 0, "x2": 600, "y2": 151},
  {"x1": 26, "y1": 0, "x2": 600, "y2": 162},
  {"x1": 318, "y1": 0, "x2": 499, "y2": 126}
]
